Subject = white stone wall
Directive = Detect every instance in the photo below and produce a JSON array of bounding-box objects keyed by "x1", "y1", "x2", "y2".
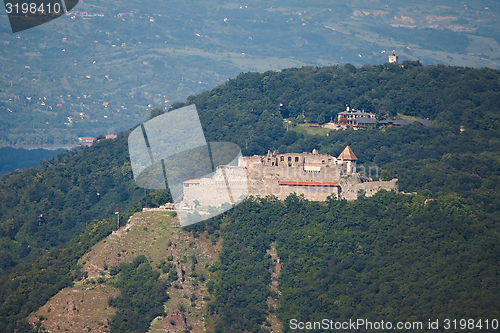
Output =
[
  {"x1": 182, "y1": 155, "x2": 398, "y2": 206},
  {"x1": 340, "y1": 178, "x2": 398, "y2": 200}
]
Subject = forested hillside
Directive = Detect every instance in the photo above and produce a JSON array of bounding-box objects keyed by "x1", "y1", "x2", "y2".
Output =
[
  {"x1": 180, "y1": 63, "x2": 500, "y2": 332},
  {"x1": 1, "y1": 63, "x2": 500, "y2": 332},
  {"x1": 171, "y1": 62, "x2": 500, "y2": 153},
  {"x1": 188, "y1": 193, "x2": 500, "y2": 332},
  {"x1": 0, "y1": 135, "x2": 171, "y2": 332},
  {"x1": 0, "y1": 147, "x2": 65, "y2": 175}
]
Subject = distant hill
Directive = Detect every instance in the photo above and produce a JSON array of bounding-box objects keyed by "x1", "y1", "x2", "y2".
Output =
[
  {"x1": 0, "y1": 147, "x2": 66, "y2": 175},
  {"x1": 1, "y1": 0, "x2": 500, "y2": 146}
]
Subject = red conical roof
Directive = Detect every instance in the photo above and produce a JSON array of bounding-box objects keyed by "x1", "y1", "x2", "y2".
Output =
[{"x1": 338, "y1": 146, "x2": 357, "y2": 161}]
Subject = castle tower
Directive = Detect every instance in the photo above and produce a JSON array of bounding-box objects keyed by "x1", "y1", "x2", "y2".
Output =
[
  {"x1": 338, "y1": 146, "x2": 357, "y2": 173},
  {"x1": 388, "y1": 50, "x2": 398, "y2": 63}
]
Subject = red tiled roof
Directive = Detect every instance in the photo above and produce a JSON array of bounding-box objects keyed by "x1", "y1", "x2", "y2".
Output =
[
  {"x1": 278, "y1": 181, "x2": 340, "y2": 187},
  {"x1": 105, "y1": 134, "x2": 117, "y2": 139}
]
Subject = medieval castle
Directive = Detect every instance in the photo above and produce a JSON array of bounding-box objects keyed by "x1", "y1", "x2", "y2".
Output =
[{"x1": 180, "y1": 146, "x2": 398, "y2": 208}]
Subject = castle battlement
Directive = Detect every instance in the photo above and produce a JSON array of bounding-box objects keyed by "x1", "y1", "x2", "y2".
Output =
[{"x1": 181, "y1": 146, "x2": 398, "y2": 208}]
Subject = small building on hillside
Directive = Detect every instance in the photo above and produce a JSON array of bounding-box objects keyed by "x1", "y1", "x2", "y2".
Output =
[
  {"x1": 337, "y1": 105, "x2": 377, "y2": 128},
  {"x1": 355, "y1": 117, "x2": 377, "y2": 129},
  {"x1": 78, "y1": 137, "x2": 95, "y2": 144},
  {"x1": 337, "y1": 145, "x2": 357, "y2": 174},
  {"x1": 336, "y1": 105, "x2": 432, "y2": 129},
  {"x1": 378, "y1": 118, "x2": 431, "y2": 127}
]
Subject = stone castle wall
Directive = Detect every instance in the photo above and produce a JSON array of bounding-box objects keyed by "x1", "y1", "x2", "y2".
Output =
[
  {"x1": 181, "y1": 151, "x2": 398, "y2": 208},
  {"x1": 183, "y1": 166, "x2": 248, "y2": 207},
  {"x1": 339, "y1": 178, "x2": 398, "y2": 200},
  {"x1": 261, "y1": 151, "x2": 340, "y2": 168}
]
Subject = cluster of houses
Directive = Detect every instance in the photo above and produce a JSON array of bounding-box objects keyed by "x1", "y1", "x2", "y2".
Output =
[
  {"x1": 78, "y1": 134, "x2": 117, "y2": 144},
  {"x1": 331, "y1": 105, "x2": 431, "y2": 129},
  {"x1": 69, "y1": 11, "x2": 105, "y2": 19}
]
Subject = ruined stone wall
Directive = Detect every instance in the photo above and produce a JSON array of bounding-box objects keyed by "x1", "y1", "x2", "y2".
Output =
[
  {"x1": 244, "y1": 178, "x2": 339, "y2": 201},
  {"x1": 241, "y1": 158, "x2": 343, "y2": 201},
  {"x1": 261, "y1": 152, "x2": 340, "y2": 168},
  {"x1": 182, "y1": 154, "x2": 398, "y2": 206},
  {"x1": 340, "y1": 177, "x2": 398, "y2": 200},
  {"x1": 244, "y1": 160, "x2": 344, "y2": 183},
  {"x1": 278, "y1": 184, "x2": 339, "y2": 200},
  {"x1": 183, "y1": 166, "x2": 248, "y2": 207},
  {"x1": 239, "y1": 155, "x2": 263, "y2": 168}
]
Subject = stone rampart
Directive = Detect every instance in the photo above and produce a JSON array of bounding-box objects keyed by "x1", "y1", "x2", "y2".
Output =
[
  {"x1": 340, "y1": 178, "x2": 398, "y2": 200},
  {"x1": 181, "y1": 149, "x2": 398, "y2": 206}
]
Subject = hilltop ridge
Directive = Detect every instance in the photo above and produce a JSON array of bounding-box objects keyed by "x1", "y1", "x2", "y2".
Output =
[{"x1": 0, "y1": 62, "x2": 499, "y2": 332}]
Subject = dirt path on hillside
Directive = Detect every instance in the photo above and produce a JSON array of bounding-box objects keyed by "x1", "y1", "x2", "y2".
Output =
[{"x1": 263, "y1": 242, "x2": 283, "y2": 333}]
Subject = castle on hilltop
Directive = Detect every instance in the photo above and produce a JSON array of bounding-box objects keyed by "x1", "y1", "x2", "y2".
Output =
[{"x1": 181, "y1": 146, "x2": 398, "y2": 207}]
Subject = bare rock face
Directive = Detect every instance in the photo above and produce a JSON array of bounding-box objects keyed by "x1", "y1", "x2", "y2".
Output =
[
  {"x1": 148, "y1": 310, "x2": 188, "y2": 333},
  {"x1": 170, "y1": 310, "x2": 187, "y2": 326}
]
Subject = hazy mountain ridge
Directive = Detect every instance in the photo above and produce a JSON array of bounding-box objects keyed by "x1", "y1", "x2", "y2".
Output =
[{"x1": 1, "y1": 0, "x2": 500, "y2": 146}]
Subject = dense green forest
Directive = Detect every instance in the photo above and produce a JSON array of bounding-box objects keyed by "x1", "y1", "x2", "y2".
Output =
[
  {"x1": 108, "y1": 255, "x2": 170, "y2": 333},
  {"x1": 188, "y1": 192, "x2": 500, "y2": 332},
  {"x1": 0, "y1": 63, "x2": 500, "y2": 331},
  {"x1": 0, "y1": 135, "x2": 170, "y2": 331},
  {"x1": 0, "y1": 135, "x2": 141, "y2": 265}
]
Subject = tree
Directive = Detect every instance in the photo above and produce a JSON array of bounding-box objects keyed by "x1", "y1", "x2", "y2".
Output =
[{"x1": 148, "y1": 108, "x2": 165, "y2": 120}]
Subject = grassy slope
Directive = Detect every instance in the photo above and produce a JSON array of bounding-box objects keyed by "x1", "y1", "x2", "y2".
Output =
[{"x1": 29, "y1": 211, "x2": 221, "y2": 333}]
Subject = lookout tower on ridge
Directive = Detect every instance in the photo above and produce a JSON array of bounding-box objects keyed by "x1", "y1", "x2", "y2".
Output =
[
  {"x1": 388, "y1": 50, "x2": 398, "y2": 63},
  {"x1": 338, "y1": 146, "x2": 357, "y2": 174}
]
